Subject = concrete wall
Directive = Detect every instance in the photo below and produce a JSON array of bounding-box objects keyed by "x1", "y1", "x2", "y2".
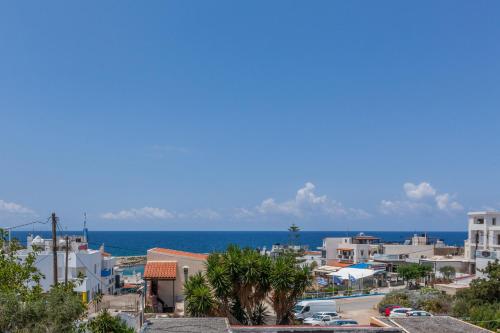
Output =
[{"x1": 382, "y1": 244, "x2": 434, "y2": 259}]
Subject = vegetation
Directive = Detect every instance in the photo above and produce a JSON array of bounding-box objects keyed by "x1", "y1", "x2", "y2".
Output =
[
  {"x1": 380, "y1": 261, "x2": 500, "y2": 331},
  {"x1": 184, "y1": 244, "x2": 313, "y2": 325},
  {"x1": 452, "y1": 260, "x2": 500, "y2": 331},
  {"x1": 0, "y1": 229, "x2": 86, "y2": 332},
  {"x1": 288, "y1": 224, "x2": 300, "y2": 246},
  {"x1": 396, "y1": 263, "x2": 432, "y2": 289},
  {"x1": 378, "y1": 288, "x2": 453, "y2": 314},
  {"x1": 87, "y1": 310, "x2": 134, "y2": 333},
  {"x1": 439, "y1": 266, "x2": 456, "y2": 281},
  {"x1": 0, "y1": 228, "x2": 133, "y2": 333}
]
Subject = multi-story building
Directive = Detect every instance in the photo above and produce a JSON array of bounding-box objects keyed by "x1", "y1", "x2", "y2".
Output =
[
  {"x1": 320, "y1": 233, "x2": 381, "y2": 266},
  {"x1": 16, "y1": 234, "x2": 116, "y2": 302},
  {"x1": 464, "y1": 211, "x2": 500, "y2": 277}
]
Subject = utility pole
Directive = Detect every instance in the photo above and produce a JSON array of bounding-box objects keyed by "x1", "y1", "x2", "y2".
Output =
[
  {"x1": 65, "y1": 235, "x2": 69, "y2": 285},
  {"x1": 51, "y1": 212, "x2": 58, "y2": 286}
]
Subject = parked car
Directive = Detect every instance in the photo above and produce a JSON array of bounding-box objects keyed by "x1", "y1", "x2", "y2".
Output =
[
  {"x1": 303, "y1": 312, "x2": 341, "y2": 326},
  {"x1": 406, "y1": 310, "x2": 433, "y2": 317},
  {"x1": 379, "y1": 304, "x2": 398, "y2": 315},
  {"x1": 389, "y1": 307, "x2": 413, "y2": 318},
  {"x1": 294, "y1": 300, "x2": 337, "y2": 321},
  {"x1": 328, "y1": 319, "x2": 358, "y2": 326},
  {"x1": 385, "y1": 305, "x2": 401, "y2": 317}
]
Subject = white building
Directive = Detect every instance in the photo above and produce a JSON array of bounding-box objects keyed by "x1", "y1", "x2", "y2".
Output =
[
  {"x1": 16, "y1": 234, "x2": 116, "y2": 302},
  {"x1": 320, "y1": 233, "x2": 381, "y2": 266},
  {"x1": 299, "y1": 250, "x2": 322, "y2": 267},
  {"x1": 464, "y1": 211, "x2": 500, "y2": 277}
]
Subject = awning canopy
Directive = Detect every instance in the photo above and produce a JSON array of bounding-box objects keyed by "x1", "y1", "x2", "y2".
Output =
[
  {"x1": 327, "y1": 267, "x2": 384, "y2": 280},
  {"x1": 144, "y1": 261, "x2": 177, "y2": 280}
]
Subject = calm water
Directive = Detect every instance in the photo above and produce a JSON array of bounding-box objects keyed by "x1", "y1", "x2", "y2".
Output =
[{"x1": 11, "y1": 231, "x2": 467, "y2": 257}]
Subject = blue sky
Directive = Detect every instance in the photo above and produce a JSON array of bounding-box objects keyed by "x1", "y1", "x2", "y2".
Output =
[{"x1": 1, "y1": 1, "x2": 499, "y2": 231}]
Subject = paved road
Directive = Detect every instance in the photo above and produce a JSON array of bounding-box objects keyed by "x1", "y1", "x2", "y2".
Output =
[{"x1": 336, "y1": 295, "x2": 384, "y2": 325}]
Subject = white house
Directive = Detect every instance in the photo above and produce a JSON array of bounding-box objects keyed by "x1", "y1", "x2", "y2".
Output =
[
  {"x1": 16, "y1": 234, "x2": 116, "y2": 302},
  {"x1": 464, "y1": 211, "x2": 500, "y2": 277},
  {"x1": 320, "y1": 233, "x2": 381, "y2": 266}
]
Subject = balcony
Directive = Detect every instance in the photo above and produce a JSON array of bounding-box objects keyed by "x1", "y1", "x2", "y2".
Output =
[{"x1": 476, "y1": 250, "x2": 498, "y2": 260}]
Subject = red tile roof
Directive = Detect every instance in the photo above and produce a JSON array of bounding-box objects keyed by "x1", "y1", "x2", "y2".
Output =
[
  {"x1": 337, "y1": 248, "x2": 354, "y2": 251},
  {"x1": 144, "y1": 261, "x2": 177, "y2": 280},
  {"x1": 150, "y1": 247, "x2": 209, "y2": 260},
  {"x1": 327, "y1": 260, "x2": 353, "y2": 267}
]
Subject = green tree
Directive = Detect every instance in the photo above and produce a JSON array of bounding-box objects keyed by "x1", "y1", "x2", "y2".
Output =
[
  {"x1": 453, "y1": 260, "x2": 500, "y2": 330},
  {"x1": 184, "y1": 245, "x2": 313, "y2": 325},
  {"x1": 439, "y1": 266, "x2": 456, "y2": 281},
  {"x1": 184, "y1": 272, "x2": 216, "y2": 317},
  {"x1": 288, "y1": 224, "x2": 300, "y2": 246},
  {"x1": 0, "y1": 228, "x2": 86, "y2": 332},
  {"x1": 397, "y1": 263, "x2": 432, "y2": 289},
  {"x1": 87, "y1": 310, "x2": 134, "y2": 333},
  {"x1": 270, "y1": 255, "x2": 312, "y2": 324}
]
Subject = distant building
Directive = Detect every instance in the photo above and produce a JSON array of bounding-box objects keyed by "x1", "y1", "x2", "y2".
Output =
[
  {"x1": 320, "y1": 233, "x2": 381, "y2": 266},
  {"x1": 464, "y1": 211, "x2": 500, "y2": 277},
  {"x1": 144, "y1": 247, "x2": 208, "y2": 313},
  {"x1": 16, "y1": 234, "x2": 116, "y2": 302},
  {"x1": 299, "y1": 250, "x2": 322, "y2": 267}
]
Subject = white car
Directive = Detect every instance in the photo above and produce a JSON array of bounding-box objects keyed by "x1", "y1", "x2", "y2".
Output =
[
  {"x1": 406, "y1": 310, "x2": 433, "y2": 317},
  {"x1": 303, "y1": 312, "x2": 341, "y2": 326},
  {"x1": 389, "y1": 307, "x2": 413, "y2": 318}
]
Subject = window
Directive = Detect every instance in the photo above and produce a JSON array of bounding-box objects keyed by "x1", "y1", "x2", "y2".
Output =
[
  {"x1": 476, "y1": 218, "x2": 484, "y2": 224},
  {"x1": 497, "y1": 234, "x2": 500, "y2": 245},
  {"x1": 304, "y1": 306, "x2": 310, "y2": 312},
  {"x1": 493, "y1": 218, "x2": 497, "y2": 226}
]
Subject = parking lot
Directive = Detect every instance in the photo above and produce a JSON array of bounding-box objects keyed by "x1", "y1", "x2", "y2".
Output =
[{"x1": 335, "y1": 295, "x2": 384, "y2": 325}]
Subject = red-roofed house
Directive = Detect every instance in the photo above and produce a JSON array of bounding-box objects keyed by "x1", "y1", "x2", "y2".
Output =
[{"x1": 145, "y1": 247, "x2": 208, "y2": 312}]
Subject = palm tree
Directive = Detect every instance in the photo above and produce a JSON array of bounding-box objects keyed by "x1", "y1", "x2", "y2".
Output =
[
  {"x1": 288, "y1": 224, "x2": 301, "y2": 246},
  {"x1": 270, "y1": 255, "x2": 312, "y2": 324},
  {"x1": 184, "y1": 272, "x2": 215, "y2": 317},
  {"x1": 185, "y1": 245, "x2": 312, "y2": 325}
]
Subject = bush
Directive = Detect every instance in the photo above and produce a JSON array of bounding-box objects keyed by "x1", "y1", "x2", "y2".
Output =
[
  {"x1": 378, "y1": 288, "x2": 452, "y2": 314},
  {"x1": 468, "y1": 303, "x2": 500, "y2": 331}
]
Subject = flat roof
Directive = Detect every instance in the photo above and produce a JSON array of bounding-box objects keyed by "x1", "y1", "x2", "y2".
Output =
[
  {"x1": 468, "y1": 211, "x2": 500, "y2": 216},
  {"x1": 143, "y1": 318, "x2": 230, "y2": 333},
  {"x1": 377, "y1": 316, "x2": 491, "y2": 333}
]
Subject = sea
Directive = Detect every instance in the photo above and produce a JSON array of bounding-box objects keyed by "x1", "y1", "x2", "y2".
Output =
[{"x1": 10, "y1": 230, "x2": 467, "y2": 257}]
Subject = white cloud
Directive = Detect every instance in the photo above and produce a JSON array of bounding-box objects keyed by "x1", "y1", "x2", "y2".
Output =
[
  {"x1": 435, "y1": 193, "x2": 463, "y2": 211},
  {"x1": 178, "y1": 209, "x2": 221, "y2": 220},
  {"x1": 403, "y1": 182, "x2": 436, "y2": 200},
  {"x1": 101, "y1": 207, "x2": 175, "y2": 220},
  {"x1": 379, "y1": 199, "x2": 432, "y2": 215},
  {"x1": 0, "y1": 199, "x2": 35, "y2": 215},
  {"x1": 380, "y1": 182, "x2": 463, "y2": 215},
  {"x1": 247, "y1": 182, "x2": 368, "y2": 219}
]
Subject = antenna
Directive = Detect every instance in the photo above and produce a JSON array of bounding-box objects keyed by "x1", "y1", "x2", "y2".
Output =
[{"x1": 84, "y1": 212, "x2": 87, "y2": 229}]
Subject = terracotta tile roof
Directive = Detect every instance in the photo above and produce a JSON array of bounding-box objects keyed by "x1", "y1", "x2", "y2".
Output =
[
  {"x1": 337, "y1": 248, "x2": 354, "y2": 251},
  {"x1": 144, "y1": 261, "x2": 177, "y2": 280},
  {"x1": 102, "y1": 252, "x2": 112, "y2": 257},
  {"x1": 304, "y1": 251, "x2": 321, "y2": 255},
  {"x1": 327, "y1": 260, "x2": 353, "y2": 267},
  {"x1": 150, "y1": 247, "x2": 209, "y2": 260}
]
